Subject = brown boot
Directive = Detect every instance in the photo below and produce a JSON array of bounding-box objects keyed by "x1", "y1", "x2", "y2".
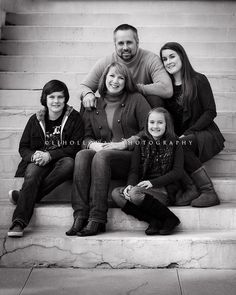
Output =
[
  {"x1": 191, "y1": 166, "x2": 220, "y2": 207},
  {"x1": 175, "y1": 171, "x2": 199, "y2": 206}
]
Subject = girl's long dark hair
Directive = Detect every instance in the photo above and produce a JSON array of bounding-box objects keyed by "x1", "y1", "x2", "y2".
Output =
[
  {"x1": 145, "y1": 107, "x2": 176, "y2": 140},
  {"x1": 160, "y1": 42, "x2": 198, "y2": 103}
]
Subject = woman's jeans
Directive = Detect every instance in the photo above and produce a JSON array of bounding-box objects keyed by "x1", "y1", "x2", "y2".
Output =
[
  {"x1": 12, "y1": 157, "x2": 74, "y2": 227},
  {"x1": 71, "y1": 149, "x2": 132, "y2": 224}
]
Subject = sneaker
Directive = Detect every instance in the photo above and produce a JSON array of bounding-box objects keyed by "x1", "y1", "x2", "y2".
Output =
[
  {"x1": 8, "y1": 223, "x2": 24, "y2": 238},
  {"x1": 8, "y1": 190, "x2": 19, "y2": 205}
]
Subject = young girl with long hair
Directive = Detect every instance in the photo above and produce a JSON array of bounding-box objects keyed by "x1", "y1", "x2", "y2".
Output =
[{"x1": 112, "y1": 107, "x2": 183, "y2": 235}]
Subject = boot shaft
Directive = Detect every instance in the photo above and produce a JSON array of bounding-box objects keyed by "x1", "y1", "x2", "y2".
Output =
[
  {"x1": 191, "y1": 166, "x2": 215, "y2": 192},
  {"x1": 191, "y1": 166, "x2": 220, "y2": 207}
]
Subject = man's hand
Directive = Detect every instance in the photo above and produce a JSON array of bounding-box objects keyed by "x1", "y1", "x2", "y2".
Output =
[{"x1": 82, "y1": 92, "x2": 96, "y2": 108}]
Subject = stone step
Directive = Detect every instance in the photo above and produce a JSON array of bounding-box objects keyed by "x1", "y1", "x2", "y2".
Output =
[
  {"x1": 0, "y1": 72, "x2": 235, "y2": 91},
  {"x1": 1, "y1": 56, "x2": 236, "y2": 73},
  {"x1": 0, "y1": 176, "x2": 236, "y2": 203},
  {"x1": 0, "y1": 150, "x2": 235, "y2": 178},
  {"x1": 0, "y1": 56, "x2": 98, "y2": 72},
  {"x1": 0, "y1": 108, "x2": 234, "y2": 131},
  {"x1": 1, "y1": 41, "x2": 236, "y2": 57},
  {"x1": 214, "y1": 111, "x2": 236, "y2": 132},
  {"x1": 1, "y1": 201, "x2": 236, "y2": 231},
  {"x1": 205, "y1": 151, "x2": 236, "y2": 177},
  {"x1": 3, "y1": 0, "x2": 236, "y2": 14},
  {"x1": 6, "y1": 12, "x2": 236, "y2": 27},
  {"x1": 0, "y1": 227, "x2": 236, "y2": 269},
  {"x1": 0, "y1": 90, "x2": 234, "y2": 111},
  {"x1": 2, "y1": 26, "x2": 236, "y2": 42}
]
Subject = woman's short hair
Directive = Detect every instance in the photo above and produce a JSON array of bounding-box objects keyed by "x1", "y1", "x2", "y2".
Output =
[
  {"x1": 146, "y1": 107, "x2": 176, "y2": 139},
  {"x1": 98, "y1": 62, "x2": 137, "y2": 96},
  {"x1": 40, "y1": 80, "x2": 70, "y2": 107}
]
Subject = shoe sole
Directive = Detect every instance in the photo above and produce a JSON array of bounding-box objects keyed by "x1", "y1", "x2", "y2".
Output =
[
  {"x1": 8, "y1": 231, "x2": 23, "y2": 237},
  {"x1": 8, "y1": 190, "x2": 17, "y2": 205},
  {"x1": 191, "y1": 200, "x2": 220, "y2": 207},
  {"x1": 77, "y1": 225, "x2": 106, "y2": 237}
]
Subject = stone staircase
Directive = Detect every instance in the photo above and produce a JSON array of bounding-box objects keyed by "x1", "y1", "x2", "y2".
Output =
[{"x1": 0, "y1": 0, "x2": 236, "y2": 269}]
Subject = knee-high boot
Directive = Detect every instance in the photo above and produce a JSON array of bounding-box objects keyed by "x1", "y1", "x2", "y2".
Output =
[
  {"x1": 190, "y1": 166, "x2": 220, "y2": 207},
  {"x1": 122, "y1": 201, "x2": 162, "y2": 235},
  {"x1": 122, "y1": 201, "x2": 152, "y2": 223},
  {"x1": 140, "y1": 194, "x2": 180, "y2": 235},
  {"x1": 175, "y1": 171, "x2": 199, "y2": 206}
]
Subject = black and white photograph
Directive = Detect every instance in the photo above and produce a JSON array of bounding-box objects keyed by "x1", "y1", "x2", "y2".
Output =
[{"x1": 0, "y1": 0, "x2": 236, "y2": 294}]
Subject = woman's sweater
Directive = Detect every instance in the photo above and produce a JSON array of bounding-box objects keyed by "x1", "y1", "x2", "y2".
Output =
[{"x1": 82, "y1": 91, "x2": 151, "y2": 149}]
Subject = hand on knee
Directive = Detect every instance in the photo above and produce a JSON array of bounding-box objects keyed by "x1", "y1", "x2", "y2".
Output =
[
  {"x1": 111, "y1": 187, "x2": 127, "y2": 208},
  {"x1": 129, "y1": 187, "x2": 145, "y2": 206}
]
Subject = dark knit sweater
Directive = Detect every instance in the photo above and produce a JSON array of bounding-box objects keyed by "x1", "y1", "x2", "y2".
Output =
[{"x1": 127, "y1": 134, "x2": 184, "y2": 187}]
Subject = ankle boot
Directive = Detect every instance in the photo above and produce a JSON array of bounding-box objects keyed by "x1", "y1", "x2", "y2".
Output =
[
  {"x1": 66, "y1": 217, "x2": 87, "y2": 236},
  {"x1": 191, "y1": 166, "x2": 220, "y2": 207},
  {"x1": 175, "y1": 171, "x2": 199, "y2": 206},
  {"x1": 77, "y1": 221, "x2": 106, "y2": 237},
  {"x1": 140, "y1": 195, "x2": 180, "y2": 235}
]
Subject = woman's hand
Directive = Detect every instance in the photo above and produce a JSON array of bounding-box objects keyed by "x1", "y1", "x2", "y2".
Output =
[
  {"x1": 123, "y1": 185, "x2": 133, "y2": 200},
  {"x1": 102, "y1": 141, "x2": 127, "y2": 150},
  {"x1": 89, "y1": 142, "x2": 106, "y2": 152},
  {"x1": 137, "y1": 180, "x2": 153, "y2": 189}
]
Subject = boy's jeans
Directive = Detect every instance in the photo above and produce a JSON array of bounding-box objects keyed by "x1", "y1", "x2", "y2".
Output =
[{"x1": 12, "y1": 157, "x2": 74, "y2": 227}]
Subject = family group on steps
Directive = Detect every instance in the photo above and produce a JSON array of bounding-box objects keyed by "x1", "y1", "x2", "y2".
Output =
[{"x1": 7, "y1": 24, "x2": 225, "y2": 238}]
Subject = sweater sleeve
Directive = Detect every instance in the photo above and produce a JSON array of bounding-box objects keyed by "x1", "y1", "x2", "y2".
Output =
[
  {"x1": 184, "y1": 74, "x2": 217, "y2": 135},
  {"x1": 126, "y1": 94, "x2": 151, "y2": 149},
  {"x1": 126, "y1": 144, "x2": 141, "y2": 186},
  {"x1": 79, "y1": 56, "x2": 112, "y2": 100},
  {"x1": 18, "y1": 115, "x2": 38, "y2": 163},
  {"x1": 149, "y1": 143, "x2": 184, "y2": 187},
  {"x1": 137, "y1": 53, "x2": 173, "y2": 98},
  {"x1": 81, "y1": 110, "x2": 97, "y2": 148}
]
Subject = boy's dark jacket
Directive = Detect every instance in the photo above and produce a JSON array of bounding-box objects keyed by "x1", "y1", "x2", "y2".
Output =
[{"x1": 15, "y1": 105, "x2": 84, "y2": 177}]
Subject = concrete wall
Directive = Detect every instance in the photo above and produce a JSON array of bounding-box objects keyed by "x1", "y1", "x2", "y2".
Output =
[
  {"x1": 0, "y1": 0, "x2": 6, "y2": 38},
  {"x1": 0, "y1": 0, "x2": 34, "y2": 38}
]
